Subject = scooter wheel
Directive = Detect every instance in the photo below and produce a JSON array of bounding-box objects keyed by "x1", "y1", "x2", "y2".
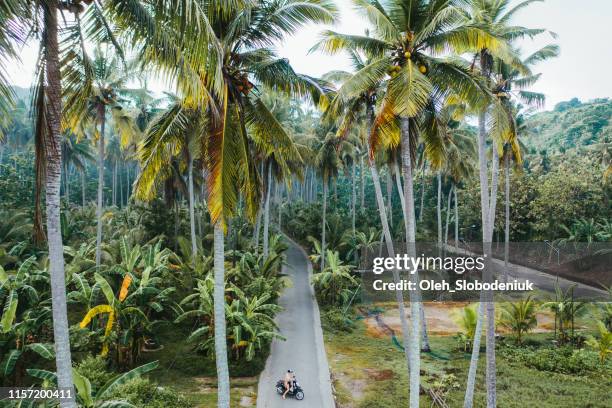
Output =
[
  {"x1": 295, "y1": 391, "x2": 304, "y2": 400},
  {"x1": 276, "y1": 387, "x2": 284, "y2": 395}
]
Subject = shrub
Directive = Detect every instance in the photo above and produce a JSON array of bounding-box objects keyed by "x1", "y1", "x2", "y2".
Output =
[
  {"x1": 75, "y1": 355, "x2": 115, "y2": 391},
  {"x1": 501, "y1": 345, "x2": 607, "y2": 375},
  {"x1": 321, "y1": 308, "x2": 355, "y2": 333},
  {"x1": 104, "y1": 377, "x2": 191, "y2": 408}
]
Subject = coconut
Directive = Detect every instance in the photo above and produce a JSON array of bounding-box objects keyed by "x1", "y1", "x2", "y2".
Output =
[
  {"x1": 419, "y1": 65, "x2": 427, "y2": 74},
  {"x1": 404, "y1": 51, "x2": 411, "y2": 59}
]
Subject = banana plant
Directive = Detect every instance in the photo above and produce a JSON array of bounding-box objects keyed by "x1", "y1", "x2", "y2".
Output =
[
  {"x1": 79, "y1": 273, "x2": 148, "y2": 362},
  {"x1": 225, "y1": 287, "x2": 283, "y2": 361},
  {"x1": 26, "y1": 361, "x2": 159, "y2": 407},
  {"x1": 0, "y1": 257, "x2": 48, "y2": 333},
  {"x1": 311, "y1": 250, "x2": 357, "y2": 306}
]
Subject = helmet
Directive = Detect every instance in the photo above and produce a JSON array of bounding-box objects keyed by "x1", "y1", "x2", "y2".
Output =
[{"x1": 287, "y1": 369, "x2": 293, "y2": 373}]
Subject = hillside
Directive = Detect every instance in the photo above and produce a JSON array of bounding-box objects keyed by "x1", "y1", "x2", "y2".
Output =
[{"x1": 524, "y1": 98, "x2": 611, "y2": 151}]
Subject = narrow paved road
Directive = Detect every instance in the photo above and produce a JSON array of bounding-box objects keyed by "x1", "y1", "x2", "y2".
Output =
[{"x1": 256, "y1": 238, "x2": 334, "y2": 408}]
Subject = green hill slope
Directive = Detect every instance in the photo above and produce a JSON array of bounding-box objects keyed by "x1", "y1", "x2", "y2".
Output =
[{"x1": 524, "y1": 98, "x2": 611, "y2": 151}]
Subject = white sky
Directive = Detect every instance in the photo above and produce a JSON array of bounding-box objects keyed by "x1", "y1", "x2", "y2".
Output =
[{"x1": 7, "y1": 0, "x2": 612, "y2": 110}]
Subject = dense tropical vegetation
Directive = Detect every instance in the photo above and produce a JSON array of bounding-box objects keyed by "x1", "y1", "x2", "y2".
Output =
[{"x1": 0, "y1": 0, "x2": 609, "y2": 407}]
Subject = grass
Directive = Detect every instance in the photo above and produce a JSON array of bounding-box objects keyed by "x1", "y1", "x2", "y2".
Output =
[
  {"x1": 139, "y1": 323, "x2": 261, "y2": 407},
  {"x1": 323, "y1": 306, "x2": 612, "y2": 408}
]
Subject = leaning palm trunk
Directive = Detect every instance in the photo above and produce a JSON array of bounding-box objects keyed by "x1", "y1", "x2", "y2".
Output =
[
  {"x1": 95, "y1": 105, "x2": 105, "y2": 268},
  {"x1": 369, "y1": 156, "x2": 413, "y2": 380},
  {"x1": 393, "y1": 161, "x2": 406, "y2": 218},
  {"x1": 44, "y1": 3, "x2": 76, "y2": 405},
  {"x1": 262, "y1": 164, "x2": 272, "y2": 258},
  {"x1": 320, "y1": 177, "x2": 327, "y2": 270},
  {"x1": 187, "y1": 155, "x2": 197, "y2": 259},
  {"x1": 213, "y1": 222, "x2": 230, "y2": 408},
  {"x1": 399, "y1": 117, "x2": 421, "y2": 408}
]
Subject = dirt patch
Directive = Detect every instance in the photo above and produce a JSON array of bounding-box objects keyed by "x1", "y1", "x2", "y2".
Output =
[
  {"x1": 364, "y1": 368, "x2": 394, "y2": 381},
  {"x1": 239, "y1": 395, "x2": 254, "y2": 407},
  {"x1": 363, "y1": 302, "x2": 559, "y2": 336}
]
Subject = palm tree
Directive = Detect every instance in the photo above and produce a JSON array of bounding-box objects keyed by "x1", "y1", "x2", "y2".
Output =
[
  {"x1": 134, "y1": 97, "x2": 203, "y2": 261},
  {"x1": 170, "y1": 3, "x2": 337, "y2": 405},
  {"x1": 315, "y1": 2, "x2": 513, "y2": 403},
  {"x1": 312, "y1": 250, "x2": 357, "y2": 305},
  {"x1": 316, "y1": 34, "x2": 414, "y2": 394},
  {"x1": 500, "y1": 295, "x2": 538, "y2": 344},
  {"x1": 2, "y1": 1, "x2": 221, "y2": 403},
  {"x1": 461, "y1": 1, "x2": 554, "y2": 405},
  {"x1": 66, "y1": 48, "x2": 138, "y2": 268}
]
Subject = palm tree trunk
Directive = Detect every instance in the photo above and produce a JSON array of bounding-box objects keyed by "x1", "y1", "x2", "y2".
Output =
[
  {"x1": 126, "y1": 164, "x2": 130, "y2": 203},
  {"x1": 454, "y1": 187, "x2": 459, "y2": 252},
  {"x1": 277, "y1": 184, "x2": 283, "y2": 229},
  {"x1": 333, "y1": 177, "x2": 338, "y2": 202},
  {"x1": 399, "y1": 117, "x2": 421, "y2": 408},
  {"x1": 360, "y1": 154, "x2": 365, "y2": 208},
  {"x1": 321, "y1": 177, "x2": 327, "y2": 270},
  {"x1": 437, "y1": 172, "x2": 442, "y2": 244},
  {"x1": 81, "y1": 169, "x2": 86, "y2": 207},
  {"x1": 393, "y1": 161, "x2": 406, "y2": 219},
  {"x1": 368, "y1": 154, "x2": 413, "y2": 384},
  {"x1": 386, "y1": 170, "x2": 393, "y2": 226},
  {"x1": 213, "y1": 222, "x2": 230, "y2": 408},
  {"x1": 351, "y1": 162, "x2": 356, "y2": 237},
  {"x1": 64, "y1": 161, "x2": 69, "y2": 204},
  {"x1": 44, "y1": 3, "x2": 76, "y2": 405},
  {"x1": 418, "y1": 166, "x2": 426, "y2": 223},
  {"x1": 463, "y1": 297, "x2": 485, "y2": 408},
  {"x1": 254, "y1": 207, "x2": 262, "y2": 252},
  {"x1": 262, "y1": 163, "x2": 272, "y2": 259},
  {"x1": 504, "y1": 154, "x2": 510, "y2": 282},
  {"x1": 95, "y1": 105, "x2": 105, "y2": 268},
  {"x1": 445, "y1": 185, "x2": 453, "y2": 245},
  {"x1": 188, "y1": 155, "x2": 197, "y2": 259},
  {"x1": 112, "y1": 160, "x2": 117, "y2": 207},
  {"x1": 119, "y1": 163, "x2": 123, "y2": 207}
]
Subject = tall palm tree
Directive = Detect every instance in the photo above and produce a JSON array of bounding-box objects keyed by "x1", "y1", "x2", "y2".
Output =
[
  {"x1": 315, "y1": 2, "x2": 512, "y2": 404},
  {"x1": 461, "y1": 1, "x2": 555, "y2": 406},
  {"x1": 65, "y1": 48, "x2": 138, "y2": 268},
  {"x1": 318, "y1": 40, "x2": 415, "y2": 398},
  {"x1": 1, "y1": 2, "x2": 223, "y2": 402},
  {"x1": 169, "y1": 3, "x2": 337, "y2": 405}
]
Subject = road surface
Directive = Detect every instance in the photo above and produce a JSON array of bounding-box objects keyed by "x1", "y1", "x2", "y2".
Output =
[
  {"x1": 256, "y1": 238, "x2": 334, "y2": 408},
  {"x1": 444, "y1": 244, "x2": 607, "y2": 299}
]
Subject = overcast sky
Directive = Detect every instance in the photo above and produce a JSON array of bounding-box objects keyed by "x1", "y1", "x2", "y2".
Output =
[{"x1": 7, "y1": 0, "x2": 612, "y2": 110}]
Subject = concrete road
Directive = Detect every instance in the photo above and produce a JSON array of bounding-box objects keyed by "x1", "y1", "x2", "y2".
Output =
[{"x1": 256, "y1": 238, "x2": 334, "y2": 408}]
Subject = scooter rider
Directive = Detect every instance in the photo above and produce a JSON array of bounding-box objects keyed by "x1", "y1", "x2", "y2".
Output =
[{"x1": 282, "y1": 369, "x2": 296, "y2": 400}]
